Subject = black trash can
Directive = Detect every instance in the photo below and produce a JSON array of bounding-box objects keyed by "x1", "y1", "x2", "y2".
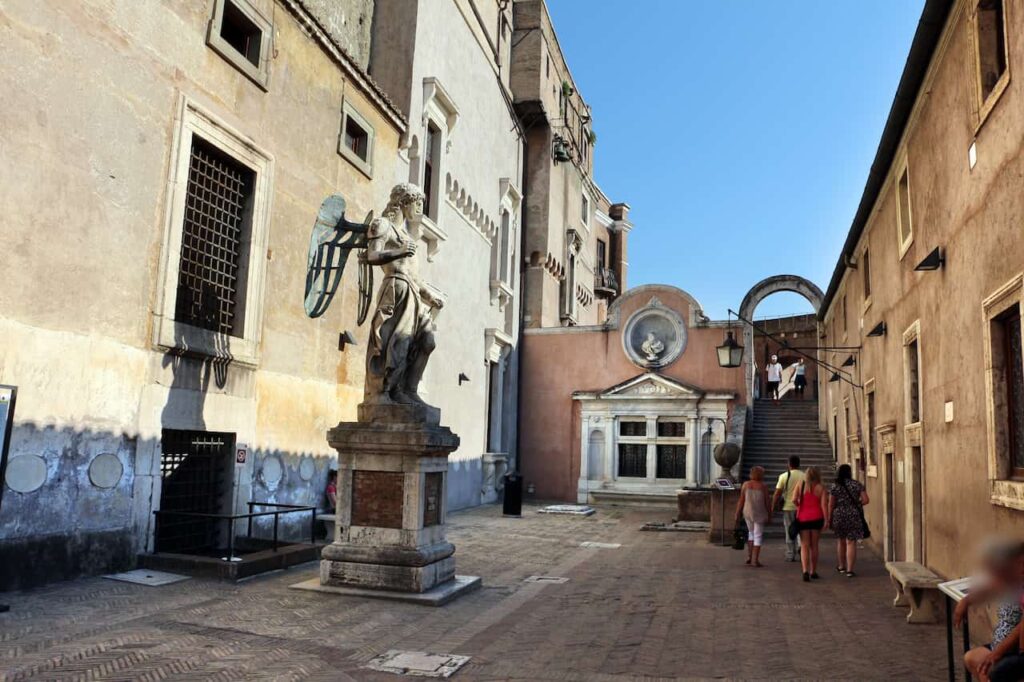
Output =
[{"x1": 502, "y1": 473, "x2": 523, "y2": 517}]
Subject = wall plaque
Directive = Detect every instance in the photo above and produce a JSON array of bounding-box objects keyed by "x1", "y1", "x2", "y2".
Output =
[
  {"x1": 351, "y1": 470, "x2": 404, "y2": 528},
  {"x1": 424, "y1": 472, "x2": 443, "y2": 527}
]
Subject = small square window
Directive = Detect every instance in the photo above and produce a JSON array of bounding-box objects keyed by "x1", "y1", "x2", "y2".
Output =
[
  {"x1": 344, "y1": 117, "x2": 369, "y2": 161},
  {"x1": 338, "y1": 102, "x2": 375, "y2": 178},
  {"x1": 206, "y1": 0, "x2": 271, "y2": 90},
  {"x1": 220, "y1": 0, "x2": 262, "y2": 67},
  {"x1": 657, "y1": 421, "x2": 686, "y2": 438}
]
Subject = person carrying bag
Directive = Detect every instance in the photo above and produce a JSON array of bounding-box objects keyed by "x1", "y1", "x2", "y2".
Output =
[{"x1": 827, "y1": 464, "x2": 870, "y2": 577}]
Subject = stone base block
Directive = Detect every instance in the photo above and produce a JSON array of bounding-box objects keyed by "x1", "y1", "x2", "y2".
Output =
[
  {"x1": 320, "y1": 555, "x2": 455, "y2": 593},
  {"x1": 291, "y1": 574, "x2": 481, "y2": 607}
]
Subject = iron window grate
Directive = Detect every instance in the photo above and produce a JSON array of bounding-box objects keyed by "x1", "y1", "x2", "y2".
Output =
[
  {"x1": 656, "y1": 444, "x2": 686, "y2": 479},
  {"x1": 618, "y1": 443, "x2": 647, "y2": 478},
  {"x1": 176, "y1": 136, "x2": 254, "y2": 336}
]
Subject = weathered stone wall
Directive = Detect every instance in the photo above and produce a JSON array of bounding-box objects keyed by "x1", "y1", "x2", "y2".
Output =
[
  {"x1": 0, "y1": 0, "x2": 400, "y2": 588},
  {"x1": 819, "y1": 0, "x2": 1024, "y2": 579},
  {"x1": 299, "y1": 0, "x2": 374, "y2": 69}
]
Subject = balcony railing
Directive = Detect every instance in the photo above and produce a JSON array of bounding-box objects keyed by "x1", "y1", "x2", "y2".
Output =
[{"x1": 594, "y1": 266, "x2": 619, "y2": 298}]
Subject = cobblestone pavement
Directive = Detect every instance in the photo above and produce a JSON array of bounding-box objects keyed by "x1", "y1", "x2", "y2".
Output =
[{"x1": 1, "y1": 504, "x2": 951, "y2": 681}]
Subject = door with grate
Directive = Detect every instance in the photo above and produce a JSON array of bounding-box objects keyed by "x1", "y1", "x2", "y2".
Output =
[{"x1": 157, "y1": 429, "x2": 235, "y2": 554}]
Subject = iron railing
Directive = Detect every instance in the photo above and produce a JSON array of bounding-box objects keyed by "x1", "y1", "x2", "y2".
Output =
[{"x1": 153, "y1": 502, "x2": 318, "y2": 560}]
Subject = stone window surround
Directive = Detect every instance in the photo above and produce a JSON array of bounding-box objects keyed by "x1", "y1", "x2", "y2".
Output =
[
  {"x1": 983, "y1": 274, "x2": 1024, "y2": 509},
  {"x1": 410, "y1": 77, "x2": 459, "y2": 260},
  {"x1": 903, "y1": 320, "x2": 923, "y2": 434},
  {"x1": 483, "y1": 327, "x2": 513, "y2": 463},
  {"x1": 864, "y1": 377, "x2": 878, "y2": 478},
  {"x1": 896, "y1": 156, "x2": 914, "y2": 260},
  {"x1": 490, "y1": 179, "x2": 521, "y2": 310},
  {"x1": 338, "y1": 99, "x2": 375, "y2": 179},
  {"x1": 206, "y1": 0, "x2": 272, "y2": 91},
  {"x1": 971, "y1": 0, "x2": 1012, "y2": 131},
  {"x1": 153, "y1": 94, "x2": 274, "y2": 367},
  {"x1": 574, "y1": 374, "x2": 732, "y2": 502}
]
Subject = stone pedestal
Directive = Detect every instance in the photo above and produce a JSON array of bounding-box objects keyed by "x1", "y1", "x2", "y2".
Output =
[{"x1": 296, "y1": 402, "x2": 480, "y2": 605}]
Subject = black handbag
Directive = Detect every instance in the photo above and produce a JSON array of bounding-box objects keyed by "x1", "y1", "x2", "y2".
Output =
[
  {"x1": 732, "y1": 523, "x2": 748, "y2": 550},
  {"x1": 788, "y1": 482, "x2": 803, "y2": 541},
  {"x1": 837, "y1": 480, "x2": 871, "y2": 539}
]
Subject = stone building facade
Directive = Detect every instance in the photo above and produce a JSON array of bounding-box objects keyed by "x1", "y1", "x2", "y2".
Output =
[
  {"x1": 818, "y1": 0, "x2": 1024, "y2": 579},
  {"x1": 511, "y1": 0, "x2": 631, "y2": 330},
  {"x1": 368, "y1": 0, "x2": 524, "y2": 510},
  {"x1": 0, "y1": 0, "x2": 404, "y2": 589},
  {"x1": 520, "y1": 286, "x2": 747, "y2": 504}
]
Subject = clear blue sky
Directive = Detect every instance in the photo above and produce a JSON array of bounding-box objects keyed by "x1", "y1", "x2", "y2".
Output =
[{"x1": 546, "y1": 1, "x2": 925, "y2": 320}]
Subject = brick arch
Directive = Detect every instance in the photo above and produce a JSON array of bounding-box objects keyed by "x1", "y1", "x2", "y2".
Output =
[{"x1": 738, "y1": 275, "x2": 824, "y2": 406}]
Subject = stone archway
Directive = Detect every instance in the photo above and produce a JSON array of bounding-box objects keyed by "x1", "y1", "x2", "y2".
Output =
[{"x1": 738, "y1": 275, "x2": 824, "y2": 406}]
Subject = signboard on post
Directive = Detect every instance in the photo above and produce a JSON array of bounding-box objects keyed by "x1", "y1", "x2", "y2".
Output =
[{"x1": 235, "y1": 443, "x2": 249, "y2": 467}]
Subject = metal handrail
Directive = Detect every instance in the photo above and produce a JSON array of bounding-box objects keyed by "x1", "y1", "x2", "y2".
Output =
[{"x1": 153, "y1": 502, "x2": 317, "y2": 559}]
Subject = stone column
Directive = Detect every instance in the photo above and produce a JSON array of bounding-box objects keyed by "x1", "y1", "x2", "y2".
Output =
[{"x1": 686, "y1": 416, "x2": 699, "y2": 484}]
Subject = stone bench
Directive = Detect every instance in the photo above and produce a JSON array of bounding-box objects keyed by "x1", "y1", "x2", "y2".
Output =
[
  {"x1": 316, "y1": 513, "x2": 338, "y2": 543},
  {"x1": 886, "y1": 561, "x2": 944, "y2": 624}
]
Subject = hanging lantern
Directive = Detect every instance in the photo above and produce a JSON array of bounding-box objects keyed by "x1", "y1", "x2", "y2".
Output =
[{"x1": 717, "y1": 329, "x2": 744, "y2": 368}]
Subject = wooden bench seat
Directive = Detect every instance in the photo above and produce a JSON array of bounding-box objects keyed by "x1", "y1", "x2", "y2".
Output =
[{"x1": 886, "y1": 561, "x2": 944, "y2": 624}]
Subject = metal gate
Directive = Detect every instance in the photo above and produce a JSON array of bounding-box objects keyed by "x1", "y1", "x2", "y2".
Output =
[{"x1": 156, "y1": 429, "x2": 235, "y2": 554}]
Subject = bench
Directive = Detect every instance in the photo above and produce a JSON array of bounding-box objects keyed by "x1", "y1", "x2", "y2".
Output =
[
  {"x1": 886, "y1": 561, "x2": 944, "y2": 624},
  {"x1": 316, "y1": 513, "x2": 338, "y2": 542}
]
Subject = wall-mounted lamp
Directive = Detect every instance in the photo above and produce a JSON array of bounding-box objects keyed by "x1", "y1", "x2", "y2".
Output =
[
  {"x1": 842, "y1": 355, "x2": 857, "y2": 368},
  {"x1": 716, "y1": 330, "x2": 745, "y2": 368},
  {"x1": 552, "y1": 135, "x2": 572, "y2": 164},
  {"x1": 338, "y1": 331, "x2": 357, "y2": 351},
  {"x1": 914, "y1": 247, "x2": 945, "y2": 272},
  {"x1": 867, "y1": 321, "x2": 887, "y2": 337},
  {"x1": 828, "y1": 372, "x2": 841, "y2": 383},
  {"x1": 458, "y1": 372, "x2": 470, "y2": 386}
]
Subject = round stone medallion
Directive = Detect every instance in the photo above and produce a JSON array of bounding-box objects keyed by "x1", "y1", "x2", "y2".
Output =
[
  {"x1": 261, "y1": 455, "x2": 283, "y2": 488},
  {"x1": 5, "y1": 454, "x2": 47, "y2": 493},
  {"x1": 622, "y1": 298, "x2": 687, "y2": 369},
  {"x1": 89, "y1": 453, "x2": 124, "y2": 489},
  {"x1": 299, "y1": 457, "x2": 316, "y2": 482}
]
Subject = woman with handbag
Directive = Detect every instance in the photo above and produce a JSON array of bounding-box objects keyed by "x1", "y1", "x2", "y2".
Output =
[
  {"x1": 827, "y1": 464, "x2": 870, "y2": 577},
  {"x1": 792, "y1": 466, "x2": 828, "y2": 582}
]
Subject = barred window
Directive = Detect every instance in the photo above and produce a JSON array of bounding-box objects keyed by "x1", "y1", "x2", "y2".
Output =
[
  {"x1": 618, "y1": 443, "x2": 646, "y2": 477},
  {"x1": 657, "y1": 421, "x2": 686, "y2": 438},
  {"x1": 175, "y1": 137, "x2": 254, "y2": 337},
  {"x1": 620, "y1": 420, "x2": 646, "y2": 437},
  {"x1": 656, "y1": 444, "x2": 687, "y2": 479}
]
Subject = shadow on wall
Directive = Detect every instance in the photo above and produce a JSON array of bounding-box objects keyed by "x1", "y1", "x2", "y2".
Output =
[{"x1": 0, "y1": 418, "x2": 338, "y2": 592}]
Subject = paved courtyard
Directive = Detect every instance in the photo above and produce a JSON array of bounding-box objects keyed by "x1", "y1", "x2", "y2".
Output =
[{"x1": 1, "y1": 504, "x2": 950, "y2": 681}]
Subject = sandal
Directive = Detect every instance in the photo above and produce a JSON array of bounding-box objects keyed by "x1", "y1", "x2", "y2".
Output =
[
  {"x1": 846, "y1": 571, "x2": 856, "y2": 578},
  {"x1": 836, "y1": 566, "x2": 846, "y2": 573}
]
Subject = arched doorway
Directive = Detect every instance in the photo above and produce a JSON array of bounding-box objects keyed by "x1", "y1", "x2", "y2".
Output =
[{"x1": 738, "y1": 275, "x2": 824, "y2": 407}]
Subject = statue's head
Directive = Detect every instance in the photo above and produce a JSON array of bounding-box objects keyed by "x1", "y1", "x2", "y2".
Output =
[{"x1": 386, "y1": 183, "x2": 425, "y2": 221}]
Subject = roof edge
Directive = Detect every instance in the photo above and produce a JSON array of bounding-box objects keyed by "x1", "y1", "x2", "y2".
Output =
[{"x1": 818, "y1": 0, "x2": 955, "y2": 320}]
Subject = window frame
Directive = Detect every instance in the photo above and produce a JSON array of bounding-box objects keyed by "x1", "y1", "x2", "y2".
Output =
[
  {"x1": 865, "y1": 378, "x2": 878, "y2": 478},
  {"x1": 972, "y1": 0, "x2": 1012, "y2": 129},
  {"x1": 896, "y1": 159, "x2": 914, "y2": 259},
  {"x1": 984, "y1": 275, "x2": 1024, "y2": 508},
  {"x1": 903, "y1": 320, "x2": 923, "y2": 428},
  {"x1": 154, "y1": 95, "x2": 274, "y2": 367},
  {"x1": 206, "y1": 0, "x2": 272, "y2": 91},
  {"x1": 861, "y1": 247, "x2": 873, "y2": 312},
  {"x1": 338, "y1": 100, "x2": 375, "y2": 178}
]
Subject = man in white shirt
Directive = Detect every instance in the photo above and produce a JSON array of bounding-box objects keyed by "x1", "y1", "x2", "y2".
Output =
[{"x1": 766, "y1": 354, "x2": 783, "y2": 404}]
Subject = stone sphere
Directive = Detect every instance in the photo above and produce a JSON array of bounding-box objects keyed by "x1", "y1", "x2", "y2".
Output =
[{"x1": 713, "y1": 442, "x2": 741, "y2": 469}]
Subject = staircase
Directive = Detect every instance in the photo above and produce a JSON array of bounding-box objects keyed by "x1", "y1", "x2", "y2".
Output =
[{"x1": 741, "y1": 400, "x2": 835, "y2": 526}]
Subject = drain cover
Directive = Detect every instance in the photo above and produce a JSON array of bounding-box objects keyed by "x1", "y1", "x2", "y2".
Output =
[
  {"x1": 524, "y1": 575, "x2": 569, "y2": 584},
  {"x1": 364, "y1": 650, "x2": 470, "y2": 678},
  {"x1": 102, "y1": 569, "x2": 191, "y2": 587},
  {"x1": 538, "y1": 504, "x2": 595, "y2": 516},
  {"x1": 580, "y1": 542, "x2": 621, "y2": 549}
]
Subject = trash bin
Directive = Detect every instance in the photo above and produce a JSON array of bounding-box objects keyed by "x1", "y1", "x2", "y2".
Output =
[{"x1": 502, "y1": 473, "x2": 522, "y2": 517}]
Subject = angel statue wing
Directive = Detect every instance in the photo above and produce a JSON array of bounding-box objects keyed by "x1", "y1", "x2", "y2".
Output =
[{"x1": 303, "y1": 194, "x2": 373, "y2": 320}]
